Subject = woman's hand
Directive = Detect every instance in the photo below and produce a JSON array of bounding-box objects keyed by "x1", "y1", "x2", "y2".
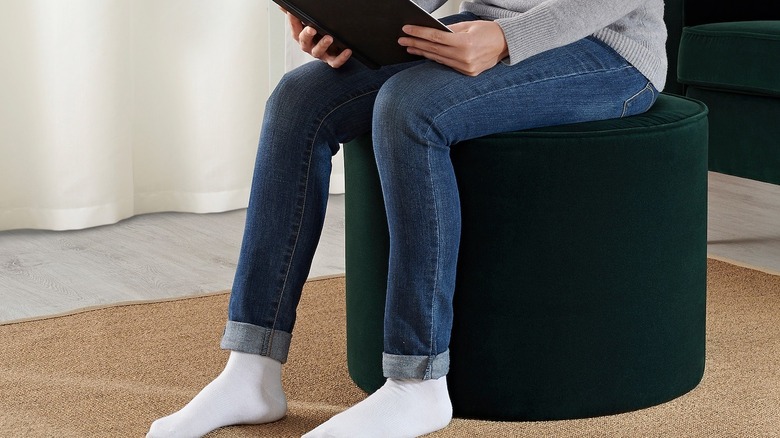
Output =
[
  {"x1": 398, "y1": 21, "x2": 509, "y2": 76},
  {"x1": 284, "y1": 9, "x2": 352, "y2": 68}
]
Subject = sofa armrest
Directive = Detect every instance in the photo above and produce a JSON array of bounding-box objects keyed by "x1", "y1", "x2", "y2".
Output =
[{"x1": 683, "y1": 0, "x2": 780, "y2": 27}]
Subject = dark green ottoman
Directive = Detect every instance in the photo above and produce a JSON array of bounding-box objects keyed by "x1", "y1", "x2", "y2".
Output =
[{"x1": 344, "y1": 93, "x2": 709, "y2": 421}]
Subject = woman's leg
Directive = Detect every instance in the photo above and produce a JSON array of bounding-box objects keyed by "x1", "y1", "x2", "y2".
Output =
[
  {"x1": 377, "y1": 36, "x2": 658, "y2": 379},
  {"x1": 222, "y1": 58, "x2": 405, "y2": 361},
  {"x1": 147, "y1": 58, "x2": 410, "y2": 438},
  {"x1": 305, "y1": 34, "x2": 658, "y2": 438}
]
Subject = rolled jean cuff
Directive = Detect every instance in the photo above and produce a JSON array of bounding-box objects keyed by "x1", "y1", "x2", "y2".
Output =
[
  {"x1": 220, "y1": 320, "x2": 292, "y2": 364},
  {"x1": 382, "y1": 349, "x2": 450, "y2": 380}
]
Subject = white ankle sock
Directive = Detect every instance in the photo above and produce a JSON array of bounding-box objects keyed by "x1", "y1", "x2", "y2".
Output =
[
  {"x1": 303, "y1": 377, "x2": 452, "y2": 438},
  {"x1": 146, "y1": 351, "x2": 287, "y2": 438}
]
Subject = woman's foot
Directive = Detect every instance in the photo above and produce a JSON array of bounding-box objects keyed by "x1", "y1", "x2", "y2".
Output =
[
  {"x1": 303, "y1": 376, "x2": 452, "y2": 438},
  {"x1": 146, "y1": 351, "x2": 287, "y2": 438}
]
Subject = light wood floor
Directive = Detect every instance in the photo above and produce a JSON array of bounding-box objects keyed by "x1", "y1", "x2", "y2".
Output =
[
  {"x1": 706, "y1": 173, "x2": 780, "y2": 275},
  {"x1": 1, "y1": 172, "x2": 778, "y2": 324}
]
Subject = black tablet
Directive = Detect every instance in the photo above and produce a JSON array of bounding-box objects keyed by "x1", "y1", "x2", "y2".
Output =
[{"x1": 272, "y1": 0, "x2": 452, "y2": 69}]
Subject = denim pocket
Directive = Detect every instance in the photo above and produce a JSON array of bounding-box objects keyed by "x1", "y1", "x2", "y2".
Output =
[{"x1": 621, "y1": 82, "x2": 659, "y2": 117}]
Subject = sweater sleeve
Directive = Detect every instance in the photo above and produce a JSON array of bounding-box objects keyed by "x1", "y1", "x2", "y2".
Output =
[
  {"x1": 413, "y1": 0, "x2": 451, "y2": 14},
  {"x1": 489, "y1": 0, "x2": 648, "y2": 65}
]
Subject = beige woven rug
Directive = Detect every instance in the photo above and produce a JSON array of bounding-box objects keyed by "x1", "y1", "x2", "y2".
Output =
[{"x1": 1, "y1": 259, "x2": 778, "y2": 437}]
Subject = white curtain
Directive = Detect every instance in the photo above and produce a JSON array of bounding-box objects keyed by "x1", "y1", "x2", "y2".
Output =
[
  {"x1": 0, "y1": 0, "x2": 458, "y2": 232},
  {"x1": 0, "y1": 0, "x2": 284, "y2": 231}
]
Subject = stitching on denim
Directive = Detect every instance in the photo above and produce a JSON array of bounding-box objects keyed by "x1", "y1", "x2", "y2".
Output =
[
  {"x1": 428, "y1": 64, "x2": 636, "y2": 136},
  {"x1": 426, "y1": 137, "x2": 441, "y2": 365},
  {"x1": 419, "y1": 116, "x2": 451, "y2": 366},
  {"x1": 621, "y1": 81, "x2": 653, "y2": 118},
  {"x1": 267, "y1": 88, "x2": 378, "y2": 353}
]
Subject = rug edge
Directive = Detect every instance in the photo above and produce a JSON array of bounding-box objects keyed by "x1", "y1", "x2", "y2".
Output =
[
  {"x1": 0, "y1": 273, "x2": 346, "y2": 327},
  {"x1": 706, "y1": 253, "x2": 780, "y2": 277}
]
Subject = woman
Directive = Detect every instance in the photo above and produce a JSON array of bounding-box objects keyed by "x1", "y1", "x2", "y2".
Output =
[{"x1": 148, "y1": 1, "x2": 666, "y2": 436}]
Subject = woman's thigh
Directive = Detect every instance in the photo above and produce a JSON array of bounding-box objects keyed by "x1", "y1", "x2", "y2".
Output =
[
  {"x1": 266, "y1": 59, "x2": 409, "y2": 147},
  {"x1": 266, "y1": 12, "x2": 484, "y2": 146},
  {"x1": 373, "y1": 36, "x2": 658, "y2": 147}
]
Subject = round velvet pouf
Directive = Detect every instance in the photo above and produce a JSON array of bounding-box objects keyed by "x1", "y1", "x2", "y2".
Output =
[{"x1": 343, "y1": 93, "x2": 709, "y2": 421}]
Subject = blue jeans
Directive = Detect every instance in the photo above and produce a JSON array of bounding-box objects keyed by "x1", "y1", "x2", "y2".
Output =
[{"x1": 221, "y1": 12, "x2": 659, "y2": 379}]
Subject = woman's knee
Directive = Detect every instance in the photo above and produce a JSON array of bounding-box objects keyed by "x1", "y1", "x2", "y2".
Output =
[
  {"x1": 267, "y1": 61, "x2": 340, "y2": 113},
  {"x1": 373, "y1": 71, "x2": 433, "y2": 137}
]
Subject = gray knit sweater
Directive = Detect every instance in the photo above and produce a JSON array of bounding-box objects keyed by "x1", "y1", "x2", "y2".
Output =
[{"x1": 417, "y1": 0, "x2": 667, "y2": 91}]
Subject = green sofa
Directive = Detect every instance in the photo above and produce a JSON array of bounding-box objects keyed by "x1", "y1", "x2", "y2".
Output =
[{"x1": 665, "y1": 0, "x2": 780, "y2": 185}]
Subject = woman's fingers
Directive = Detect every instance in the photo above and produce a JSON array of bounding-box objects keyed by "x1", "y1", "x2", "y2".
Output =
[
  {"x1": 298, "y1": 26, "x2": 318, "y2": 52},
  {"x1": 286, "y1": 12, "x2": 352, "y2": 68}
]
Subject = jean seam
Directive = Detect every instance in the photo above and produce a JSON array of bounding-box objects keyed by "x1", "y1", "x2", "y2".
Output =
[
  {"x1": 267, "y1": 88, "x2": 378, "y2": 352},
  {"x1": 428, "y1": 64, "x2": 636, "y2": 135},
  {"x1": 621, "y1": 81, "x2": 653, "y2": 117},
  {"x1": 425, "y1": 136, "x2": 440, "y2": 374}
]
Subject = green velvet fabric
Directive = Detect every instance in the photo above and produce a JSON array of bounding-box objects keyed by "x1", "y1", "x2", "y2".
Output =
[
  {"x1": 672, "y1": 1, "x2": 780, "y2": 186},
  {"x1": 678, "y1": 21, "x2": 780, "y2": 96},
  {"x1": 686, "y1": 87, "x2": 780, "y2": 186},
  {"x1": 344, "y1": 94, "x2": 709, "y2": 420}
]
